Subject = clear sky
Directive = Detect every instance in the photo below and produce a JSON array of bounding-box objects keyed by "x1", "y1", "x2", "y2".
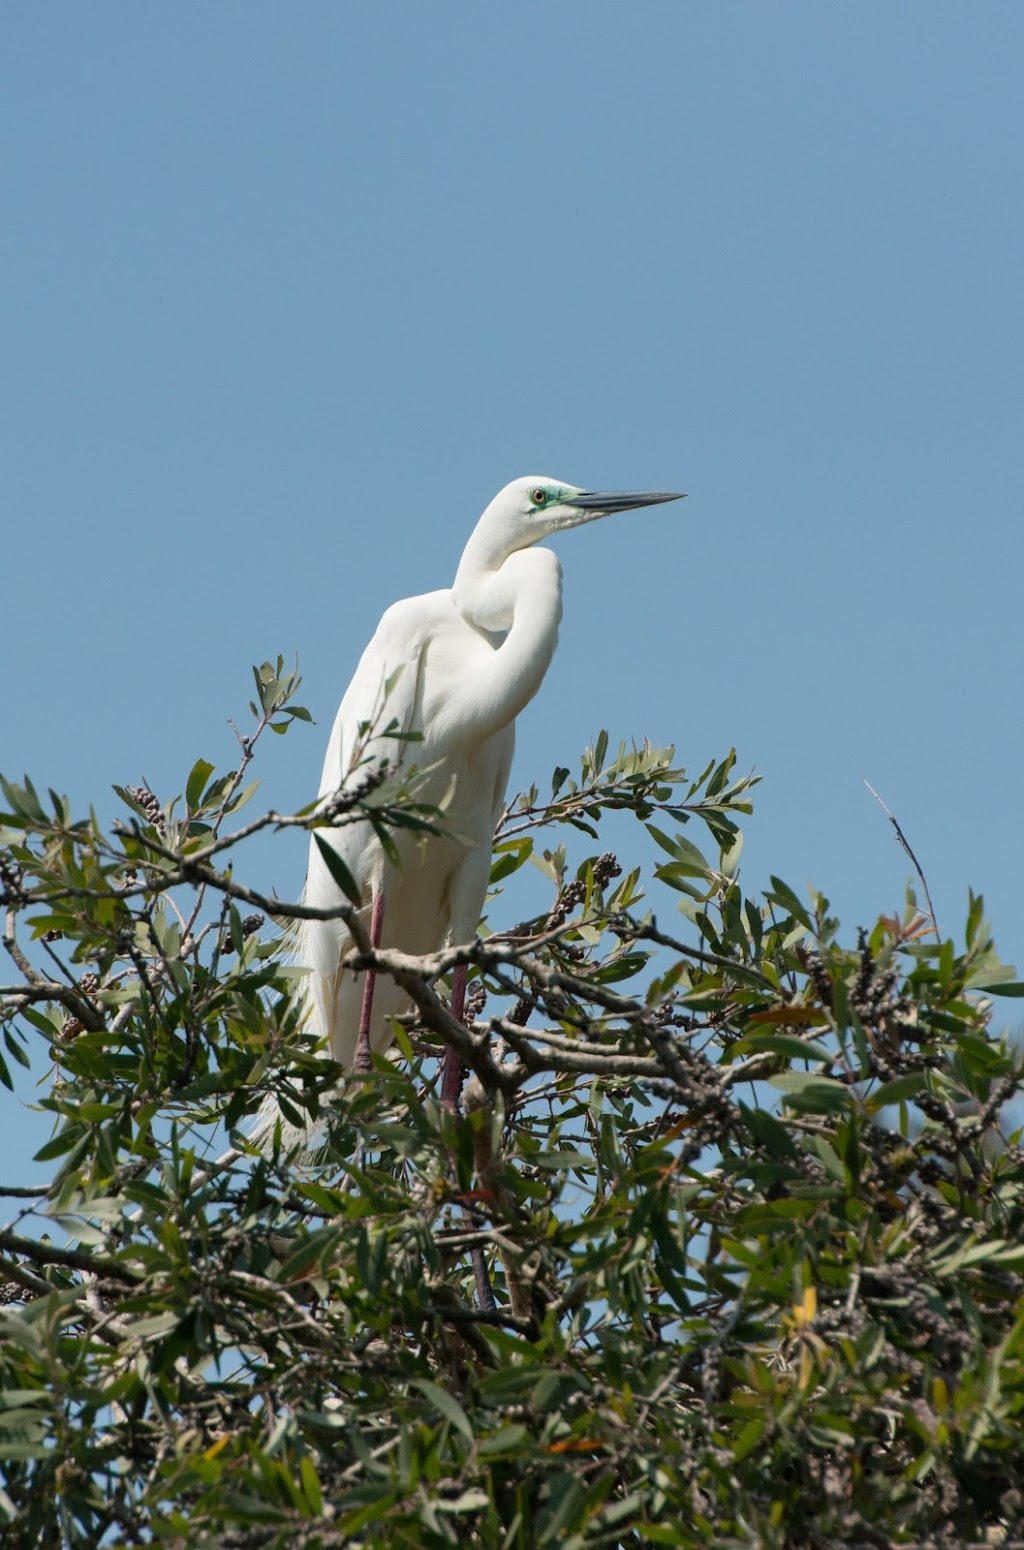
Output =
[{"x1": 4, "y1": 6, "x2": 1023, "y2": 1169}]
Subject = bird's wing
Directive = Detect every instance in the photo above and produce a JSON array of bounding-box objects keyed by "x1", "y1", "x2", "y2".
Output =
[
  {"x1": 490, "y1": 727, "x2": 515, "y2": 832},
  {"x1": 295, "y1": 592, "x2": 454, "y2": 1061},
  {"x1": 317, "y1": 591, "x2": 452, "y2": 797}
]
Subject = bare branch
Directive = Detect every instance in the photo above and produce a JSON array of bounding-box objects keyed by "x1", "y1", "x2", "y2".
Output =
[
  {"x1": 0, "y1": 1228, "x2": 144, "y2": 1284},
  {"x1": 863, "y1": 778, "x2": 941, "y2": 940}
]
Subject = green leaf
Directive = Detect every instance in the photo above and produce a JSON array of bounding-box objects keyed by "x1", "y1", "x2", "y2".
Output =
[
  {"x1": 733, "y1": 1415, "x2": 766, "y2": 1462},
  {"x1": 490, "y1": 837, "x2": 533, "y2": 884},
  {"x1": 1, "y1": 776, "x2": 46, "y2": 823},
  {"x1": 0, "y1": 1390, "x2": 52, "y2": 1410},
  {"x1": 186, "y1": 758, "x2": 215, "y2": 812},
  {"x1": 804, "y1": 1134, "x2": 848, "y2": 1182},
  {"x1": 35, "y1": 1125, "x2": 88, "y2": 1162},
  {"x1": 870, "y1": 1073, "x2": 928, "y2": 1109},
  {"x1": 299, "y1": 1455, "x2": 324, "y2": 1514},
  {"x1": 123, "y1": 1311, "x2": 182, "y2": 1340},
  {"x1": 412, "y1": 1379, "x2": 474, "y2": 1443},
  {"x1": 17, "y1": 1008, "x2": 57, "y2": 1041},
  {"x1": 739, "y1": 1101, "x2": 799, "y2": 1159},
  {"x1": 228, "y1": 904, "x2": 247, "y2": 956},
  {"x1": 769, "y1": 1071, "x2": 849, "y2": 1112},
  {"x1": 275, "y1": 1228, "x2": 344, "y2": 1283},
  {"x1": 766, "y1": 874, "x2": 812, "y2": 929},
  {"x1": 535, "y1": 1471, "x2": 586, "y2": 1543},
  {"x1": 477, "y1": 1423, "x2": 530, "y2": 1456},
  {"x1": 932, "y1": 1238, "x2": 1013, "y2": 1275},
  {"x1": 636, "y1": 1527, "x2": 692, "y2": 1545},
  {"x1": 226, "y1": 778, "x2": 261, "y2": 815},
  {"x1": 436, "y1": 1489, "x2": 491, "y2": 1512},
  {"x1": 726, "y1": 1031, "x2": 833, "y2": 1064},
  {"x1": 532, "y1": 1149, "x2": 590, "y2": 1171},
  {"x1": 647, "y1": 825, "x2": 710, "y2": 871},
  {"x1": 313, "y1": 834, "x2": 363, "y2": 907}
]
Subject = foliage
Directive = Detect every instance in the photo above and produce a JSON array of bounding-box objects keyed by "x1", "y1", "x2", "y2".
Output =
[{"x1": 3, "y1": 661, "x2": 1024, "y2": 1549}]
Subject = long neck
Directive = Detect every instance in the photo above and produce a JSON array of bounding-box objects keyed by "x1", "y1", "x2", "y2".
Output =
[{"x1": 447, "y1": 544, "x2": 564, "y2": 740}]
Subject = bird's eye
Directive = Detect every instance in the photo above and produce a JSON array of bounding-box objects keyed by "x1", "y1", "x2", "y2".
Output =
[{"x1": 531, "y1": 488, "x2": 548, "y2": 506}]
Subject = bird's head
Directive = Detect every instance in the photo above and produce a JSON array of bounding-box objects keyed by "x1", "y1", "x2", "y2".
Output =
[
  {"x1": 483, "y1": 475, "x2": 684, "y2": 552},
  {"x1": 453, "y1": 476, "x2": 684, "y2": 632}
]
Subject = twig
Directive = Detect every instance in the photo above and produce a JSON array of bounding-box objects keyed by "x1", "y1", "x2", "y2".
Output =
[
  {"x1": 0, "y1": 1228, "x2": 144, "y2": 1284},
  {"x1": 0, "y1": 1253, "x2": 52, "y2": 1299},
  {"x1": 863, "y1": 779, "x2": 940, "y2": 939}
]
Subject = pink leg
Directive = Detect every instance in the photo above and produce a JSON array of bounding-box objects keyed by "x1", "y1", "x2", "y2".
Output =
[
  {"x1": 353, "y1": 890, "x2": 386, "y2": 1074},
  {"x1": 440, "y1": 963, "x2": 467, "y2": 1112}
]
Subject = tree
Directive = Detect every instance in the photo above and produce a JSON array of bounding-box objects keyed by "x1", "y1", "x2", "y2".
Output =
[{"x1": 2, "y1": 660, "x2": 1024, "y2": 1549}]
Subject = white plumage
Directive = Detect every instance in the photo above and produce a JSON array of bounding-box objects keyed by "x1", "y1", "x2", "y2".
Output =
[{"x1": 254, "y1": 475, "x2": 681, "y2": 1142}]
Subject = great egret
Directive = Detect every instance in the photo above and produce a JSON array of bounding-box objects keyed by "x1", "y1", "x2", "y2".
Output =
[{"x1": 270, "y1": 476, "x2": 682, "y2": 1133}]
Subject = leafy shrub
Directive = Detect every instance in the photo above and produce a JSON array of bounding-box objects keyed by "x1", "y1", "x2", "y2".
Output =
[{"x1": 2, "y1": 663, "x2": 1023, "y2": 1549}]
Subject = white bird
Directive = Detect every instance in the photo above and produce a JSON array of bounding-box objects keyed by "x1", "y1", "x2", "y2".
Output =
[{"x1": 290, "y1": 477, "x2": 681, "y2": 1112}]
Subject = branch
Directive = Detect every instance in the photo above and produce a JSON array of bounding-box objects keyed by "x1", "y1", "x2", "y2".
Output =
[
  {"x1": 0, "y1": 1253, "x2": 52, "y2": 1298},
  {"x1": 3, "y1": 904, "x2": 43, "y2": 983},
  {"x1": 0, "y1": 1228, "x2": 144, "y2": 1284},
  {"x1": 493, "y1": 1018, "x2": 662, "y2": 1078},
  {"x1": 616, "y1": 918, "x2": 777, "y2": 987},
  {"x1": 373, "y1": 959, "x2": 523, "y2": 1097},
  {"x1": 863, "y1": 779, "x2": 941, "y2": 940},
  {"x1": 0, "y1": 947, "x2": 105, "y2": 1032}
]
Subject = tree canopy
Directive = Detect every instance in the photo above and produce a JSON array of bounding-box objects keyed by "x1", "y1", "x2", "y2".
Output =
[{"x1": 3, "y1": 661, "x2": 1024, "y2": 1549}]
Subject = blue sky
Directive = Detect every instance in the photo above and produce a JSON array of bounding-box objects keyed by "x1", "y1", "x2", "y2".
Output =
[{"x1": 3, "y1": 6, "x2": 1023, "y2": 1169}]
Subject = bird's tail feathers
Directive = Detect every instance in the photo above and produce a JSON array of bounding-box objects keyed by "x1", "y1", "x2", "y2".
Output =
[
  {"x1": 246, "y1": 891, "x2": 332, "y2": 1158},
  {"x1": 247, "y1": 1093, "x2": 320, "y2": 1158}
]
